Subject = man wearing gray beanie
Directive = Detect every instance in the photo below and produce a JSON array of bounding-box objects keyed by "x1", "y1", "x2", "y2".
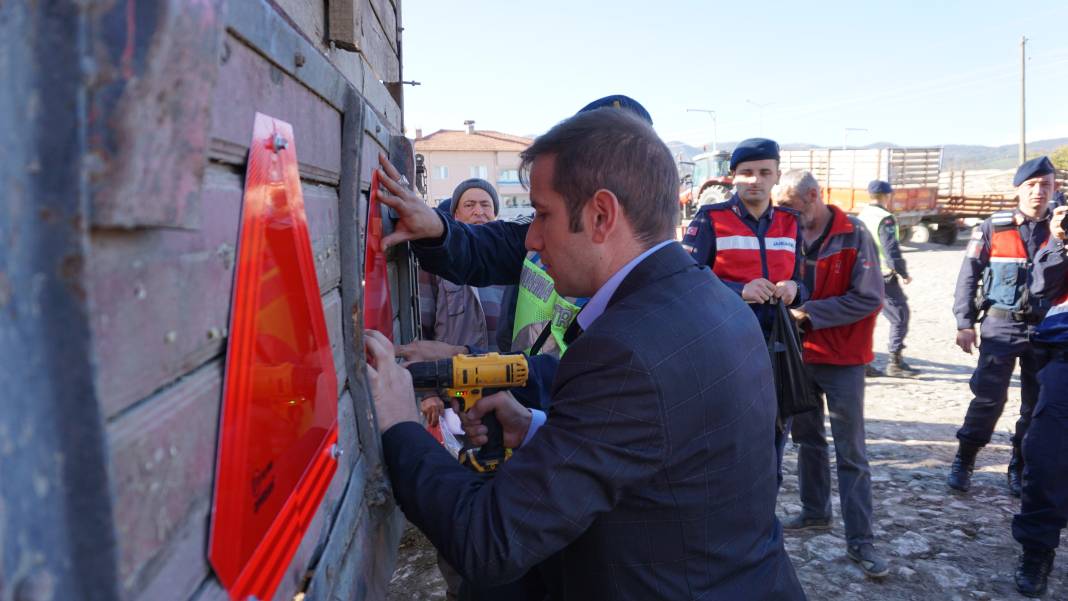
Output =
[{"x1": 448, "y1": 178, "x2": 499, "y2": 223}]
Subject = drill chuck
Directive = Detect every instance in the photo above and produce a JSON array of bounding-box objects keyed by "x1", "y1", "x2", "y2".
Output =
[{"x1": 408, "y1": 358, "x2": 454, "y2": 390}]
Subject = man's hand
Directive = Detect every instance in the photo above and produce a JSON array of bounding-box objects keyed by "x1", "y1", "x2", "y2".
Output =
[
  {"x1": 365, "y1": 330, "x2": 419, "y2": 432},
  {"x1": 902, "y1": 275, "x2": 913, "y2": 285},
  {"x1": 396, "y1": 340, "x2": 467, "y2": 366},
  {"x1": 420, "y1": 395, "x2": 445, "y2": 427},
  {"x1": 1051, "y1": 206, "x2": 1068, "y2": 241},
  {"x1": 453, "y1": 392, "x2": 532, "y2": 449},
  {"x1": 742, "y1": 278, "x2": 777, "y2": 303},
  {"x1": 956, "y1": 328, "x2": 977, "y2": 354},
  {"x1": 774, "y1": 280, "x2": 798, "y2": 305},
  {"x1": 790, "y1": 307, "x2": 811, "y2": 332},
  {"x1": 375, "y1": 153, "x2": 445, "y2": 250}
]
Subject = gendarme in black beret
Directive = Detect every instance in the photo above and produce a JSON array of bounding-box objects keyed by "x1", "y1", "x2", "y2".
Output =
[
  {"x1": 577, "y1": 94, "x2": 653, "y2": 125},
  {"x1": 1013, "y1": 156, "x2": 1055, "y2": 187},
  {"x1": 730, "y1": 138, "x2": 780, "y2": 171},
  {"x1": 867, "y1": 180, "x2": 893, "y2": 195}
]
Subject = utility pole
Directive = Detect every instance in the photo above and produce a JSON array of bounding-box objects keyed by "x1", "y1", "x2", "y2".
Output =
[
  {"x1": 686, "y1": 108, "x2": 718, "y2": 152},
  {"x1": 1020, "y1": 36, "x2": 1027, "y2": 164}
]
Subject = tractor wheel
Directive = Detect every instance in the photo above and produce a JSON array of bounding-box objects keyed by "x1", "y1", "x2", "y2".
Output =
[
  {"x1": 907, "y1": 224, "x2": 931, "y2": 244},
  {"x1": 697, "y1": 184, "x2": 731, "y2": 205},
  {"x1": 929, "y1": 223, "x2": 959, "y2": 245}
]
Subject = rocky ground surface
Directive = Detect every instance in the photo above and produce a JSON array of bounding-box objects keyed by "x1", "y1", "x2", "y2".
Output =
[{"x1": 387, "y1": 235, "x2": 1067, "y2": 600}]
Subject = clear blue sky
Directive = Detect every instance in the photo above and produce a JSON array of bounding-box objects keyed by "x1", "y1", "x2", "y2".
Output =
[{"x1": 401, "y1": 0, "x2": 1068, "y2": 148}]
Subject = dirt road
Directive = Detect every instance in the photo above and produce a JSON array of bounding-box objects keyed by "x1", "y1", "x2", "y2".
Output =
[{"x1": 387, "y1": 237, "x2": 1066, "y2": 600}]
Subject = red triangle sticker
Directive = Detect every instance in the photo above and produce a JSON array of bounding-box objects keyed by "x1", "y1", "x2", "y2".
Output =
[{"x1": 210, "y1": 113, "x2": 340, "y2": 601}]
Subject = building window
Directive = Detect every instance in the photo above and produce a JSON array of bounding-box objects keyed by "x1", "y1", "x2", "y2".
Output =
[
  {"x1": 435, "y1": 166, "x2": 448, "y2": 179},
  {"x1": 498, "y1": 169, "x2": 519, "y2": 184},
  {"x1": 470, "y1": 165, "x2": 487, "y2": 179}
]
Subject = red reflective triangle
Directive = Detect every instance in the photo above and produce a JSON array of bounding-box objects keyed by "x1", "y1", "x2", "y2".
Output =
[
  {"x1": 210, "y1": 113, "x2": 340, "y2": 601},
  {"x1": 363, "y1": 169, "x2": 394, "y2": 339}
]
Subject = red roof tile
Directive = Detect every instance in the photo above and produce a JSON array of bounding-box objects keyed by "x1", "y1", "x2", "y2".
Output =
[{"x1": 415, "y1": 129, "x2": 532, "y2": 152}]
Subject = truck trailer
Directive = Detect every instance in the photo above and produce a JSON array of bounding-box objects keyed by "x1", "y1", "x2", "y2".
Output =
[
  {"x1": 2, "y1": 1, "x2": 418, "y2": 599},
  {"x1": 778, "y1": 147, "x2": 957, "y2": 244}
]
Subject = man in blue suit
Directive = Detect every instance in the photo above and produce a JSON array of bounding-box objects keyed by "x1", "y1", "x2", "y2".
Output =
[{"x1": 367, "y1": 108, "x2": 806, "y2": 600}]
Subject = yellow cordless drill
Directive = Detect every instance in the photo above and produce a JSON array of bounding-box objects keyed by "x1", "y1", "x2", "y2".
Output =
[{"x1": 407, "y1": 352, "x2": 529, "y2": 473}]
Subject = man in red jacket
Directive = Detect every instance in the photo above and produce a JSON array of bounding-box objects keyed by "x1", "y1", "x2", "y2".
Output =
[{"x1": 774, "y1": 170, "x2": 888, "y2": 578}]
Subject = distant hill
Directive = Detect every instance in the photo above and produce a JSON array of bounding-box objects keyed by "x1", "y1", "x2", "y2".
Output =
[
  {"x1": 941, "y1": 139, "x2": 1068, "y2": 169},
  {"x1": 667, "y1": 138, "x2": 1068, "y2": 170}
]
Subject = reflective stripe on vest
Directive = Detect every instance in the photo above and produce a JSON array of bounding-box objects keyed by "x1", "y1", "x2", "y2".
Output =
[
  {"x1": 710, "y1": 208, "x2": 797, "y2": 285},
  {"x1": 984, "y1": 222, "x2": 1030, "y2": 312},
  {"x1": 1035, "y1": 288, "x2": 1068, "y2": 345},
  {"x1": 857, "y1": 204, "x2": 895, "y2": 276},
  {"x1": 512, "y1": 253, "x2": 582, "y2": 358}
]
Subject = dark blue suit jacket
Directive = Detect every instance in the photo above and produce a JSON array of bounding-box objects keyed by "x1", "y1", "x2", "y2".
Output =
[{"x1": 384, "y1": 242, "x2": 806, "y2": 600}]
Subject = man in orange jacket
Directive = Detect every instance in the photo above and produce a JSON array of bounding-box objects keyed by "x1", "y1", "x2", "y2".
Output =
[{"x1": 775, "y1": 169, "x2": 888, "y2": 578}]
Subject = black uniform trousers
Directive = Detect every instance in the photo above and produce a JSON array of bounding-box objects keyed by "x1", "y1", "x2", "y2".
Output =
[
  {"x1": 1012, "y1": 354, "x2": 1068, "y2": 551},
  {"x1": 883, "y1": 274, "x2": 910, "y2": 353},
  {"x1": 957, "y1": 317, "x2": 1048, "y2": 449}
]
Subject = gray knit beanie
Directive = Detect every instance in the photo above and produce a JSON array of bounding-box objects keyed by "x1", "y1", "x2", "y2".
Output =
[{"x1": 450, "y1": 178, "x2": 499, "y2": 216}]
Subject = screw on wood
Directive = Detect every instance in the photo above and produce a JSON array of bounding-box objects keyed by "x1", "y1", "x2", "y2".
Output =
[
  {"x1": 271, "y1": 134, "x2": 288, "y2": 152},
  {"x1": 330, "y1": 444, "x2": 343, "y2": 460}
]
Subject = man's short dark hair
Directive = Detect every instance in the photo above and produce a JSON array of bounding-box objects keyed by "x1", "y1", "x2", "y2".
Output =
[{"x1": 519, "y1": 108, "x2": 679, "y2": 245}]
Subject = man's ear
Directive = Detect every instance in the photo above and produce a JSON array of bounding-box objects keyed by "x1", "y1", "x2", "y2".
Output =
[{"x1": 587, "y1": 189, "x2": 620, "y2": 243}]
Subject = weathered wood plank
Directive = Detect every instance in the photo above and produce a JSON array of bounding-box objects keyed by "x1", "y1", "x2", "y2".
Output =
[
  {"x1": 365, "y1": 0, "x2": 398, "y2": 52},
  {"x1": 328, "y1": 0, "x2": 359, "y2": 51},
  {"x1": 89, "y1": 0, "x2": 225, "y2": 228},
  {"x1": 272, "y1": 0, "x2": 327, "y2": 50},
  {"x1": 189, "y1": 577, "x2": 230, "y2": 601},
  {"x1": 225, "y1": 0, "x2": 352, "y2": 111},
  {"x1": 324, "y1": 290, "x2": 349, "y2": 400},
  {"x1": 329, "y1": 45, "x2": 366, "y2": 92},
  {"x1": 304, "y1": 454, "x2": 403, "y2": 601},
  {"x1": 356, "y1": 0, "x2": 400, "y2": 82},
  {"x1": 92, "y1": 165, "x2": 343, "y2": 419},
  {"x1": 110, "y1": 356, "x2": 355, "y2": 601},
  {"x1": 108, "y1": 360, "x2": 222, "y2": 600},
  {"x1": 362, "y1": 68, "x2": 402, "y2": 134},
  {"x1": 211, "y1": 34, "x2": 341, "y2": 184},
  {"x1": 270, "y1": 389, "x2": 361, "y2": 601},
  {"x1": 359, "y1": 104, "x2": 391, "y2": 192}
]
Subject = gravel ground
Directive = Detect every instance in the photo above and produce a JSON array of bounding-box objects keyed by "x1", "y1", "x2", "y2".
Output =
[{"x1": 387, "y1": 234, "x2": 1066, "y2": 600}]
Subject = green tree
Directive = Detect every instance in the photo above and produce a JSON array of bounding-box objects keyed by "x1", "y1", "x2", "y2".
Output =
[{"x1": 1050, "y1": 145, "x2": 1068, "y2": 170}]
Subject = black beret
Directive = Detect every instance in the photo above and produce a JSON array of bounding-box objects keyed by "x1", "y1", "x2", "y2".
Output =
[
  {"x1": 577, "y1": 95, "x2": 653, "y2": 125},
  {"x1": 1013, "y1": 156, "x2": 1055, "y2": 187},
  {"x1": 730, "y1": 138, "x2": 780, "y2": 171},
  {"x1": 867, "y1": 180, "x2": 893, "y2": 195}
]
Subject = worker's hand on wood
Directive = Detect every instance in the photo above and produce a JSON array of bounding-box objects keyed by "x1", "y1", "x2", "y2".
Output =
[
  {"x1": 774, "y1": 280, "x2": 798, "y2": 305},
  {"x1": 741, "y1": 278, "x2": 777, "y2": 303},
  {"x1": 1051, "y1": 206, "x2": 1068, "y2": 241},
  {"x1": 453, "y1": 392, "x2": 531, "y2": 449},
  {"x1": 396, "y1": 340, "x2": 467, "y2": 366},
  {"x1": 375, "y1": 153, "x2": 445, "y2": 249},
  {"x1": 420, "y1": 395, "x2": 445, "y2": 428},
  {"x1": 365, "y1": 329, "x2": 419, "y2": 432},
  {"x1": 955, "y1": 328, "x2": 977, "y2": 355}
]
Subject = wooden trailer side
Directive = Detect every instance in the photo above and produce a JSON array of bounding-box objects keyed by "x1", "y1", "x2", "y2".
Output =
[{"x1": 1, "y1": 0, "x2": 413, "y2": 599}]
